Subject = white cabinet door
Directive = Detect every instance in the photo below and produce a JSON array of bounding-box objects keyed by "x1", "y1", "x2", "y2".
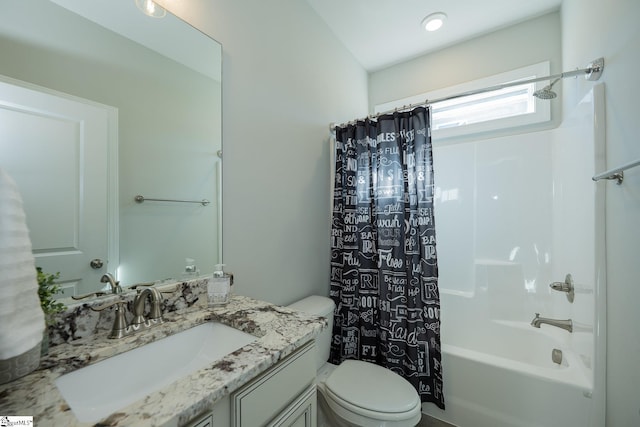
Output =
[
  {"x1": 268, "y1": 386, "x2": 316, "y2": 427},
  {"x1": 185, "y1": 396, "x2": 230, "y2": 427},
  {"x1": 232, "y1": 343, "x2": 316, "y2": 427},
  {"x1": 0, "y1": 76, "x2": 117, "y2": 296}
]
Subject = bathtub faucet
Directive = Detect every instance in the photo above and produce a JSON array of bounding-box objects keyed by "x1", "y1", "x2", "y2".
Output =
[{"x1": 530, "y1": 313, "x2": 573, "y2": 333}]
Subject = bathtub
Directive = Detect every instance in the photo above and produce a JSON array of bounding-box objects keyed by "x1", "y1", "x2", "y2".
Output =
[
  {"x1": 425, "y1": 86, "x2": 606, "y2": 427},
  {"x1": 423, "y1": 318, "x2": 594, "y2": 427}
]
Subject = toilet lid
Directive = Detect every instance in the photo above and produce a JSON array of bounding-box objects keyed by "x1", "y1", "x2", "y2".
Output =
[{"x1": 324, "y1": 360, "x2": 420, "y2": 414}]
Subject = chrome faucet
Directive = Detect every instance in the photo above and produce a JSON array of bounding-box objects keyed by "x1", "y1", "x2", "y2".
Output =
[
  {"x1": 132, "y1": 287, "x2": 164, "y2": 328},
  {"x1": 531, "y1": 313, "x2": 573, "y2": 333},
  {"x1": 101, "y1": 273, "x2": 122, "y2": 294}
]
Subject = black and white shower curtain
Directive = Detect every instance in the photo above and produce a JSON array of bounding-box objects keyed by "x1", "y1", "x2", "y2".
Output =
[{"x1": 329, "y1": 106, "x2": 444, "y2": 409}]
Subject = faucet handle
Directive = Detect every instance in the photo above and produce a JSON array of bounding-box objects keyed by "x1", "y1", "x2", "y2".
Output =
[
  {"x1": 549, "y1": 274, "x2": 575, "y2": 303},
  {"x1": 72, "y1": 291, "x2": 108, "y2": 300},
  {"x1": 90, "y1": 301, "x2": 130, "y2": 339},
  {"x1": 129, "y1": 282, "x2": 155, "y2": 290},
  {"x1": 159, "y1": 284, "x2": 181, "y2": 294},
  {"x1": 91, "y1": 300, "x2": 126, "y2": 312}
]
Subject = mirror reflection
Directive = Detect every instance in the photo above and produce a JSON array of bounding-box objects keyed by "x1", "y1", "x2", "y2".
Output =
[{"x1": 0, "y1": 0, "x2": 222, "y2": 298}]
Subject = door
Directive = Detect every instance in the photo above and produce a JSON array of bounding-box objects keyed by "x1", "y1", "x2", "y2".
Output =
[
  {"x1": 0, "y1": 75, "x2": 117, "y2": 296},
  {"x1": 268, "y1": 386, "x2": 317, "y2": 427}
]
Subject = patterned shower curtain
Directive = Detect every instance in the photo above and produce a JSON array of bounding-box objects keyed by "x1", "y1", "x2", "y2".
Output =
[{"x1": 329, "y1": 106, "x2": 444, "y2": 409}]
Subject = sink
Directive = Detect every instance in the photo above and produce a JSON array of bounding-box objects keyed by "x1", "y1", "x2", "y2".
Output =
[{"x1": 55, "y1": 322, "x2": 256, "y2": 423}]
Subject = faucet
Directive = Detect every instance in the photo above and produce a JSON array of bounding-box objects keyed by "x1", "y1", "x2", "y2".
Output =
[
  {"x1": 91, "y1": 300, "x2": 131, "y2": 339},
  {"x1": 90, "y1": 287, "x2": 164, "y2": 339},
  {"x1": 132, "y1": 287, "x2": 164, "y2": 327},
  {"x1": 531, "y1": 313, "x2": 573, "y2": 333},
  {"x1": 101, "y1": 273, "x2": 122, "y2": 294}
]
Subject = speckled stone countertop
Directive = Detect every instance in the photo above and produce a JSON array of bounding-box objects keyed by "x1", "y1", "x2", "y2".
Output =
[{"x1": 0, "y1": 294, "x2": 326, "y2": 426}]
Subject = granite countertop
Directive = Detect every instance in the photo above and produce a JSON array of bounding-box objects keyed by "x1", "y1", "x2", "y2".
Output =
[{"x1": 0, "y1": 295, "x2": 326, "y2": 426}]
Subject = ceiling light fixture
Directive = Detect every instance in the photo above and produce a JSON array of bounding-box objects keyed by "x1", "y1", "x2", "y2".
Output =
[
  {"x1": 422, "y1": 12, "x2": 447, "y2": 32},
  {"x1": 135, "y1": 0, "x2": 166, "y2": 18}
]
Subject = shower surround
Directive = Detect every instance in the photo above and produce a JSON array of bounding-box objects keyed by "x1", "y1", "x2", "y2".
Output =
[{"x1": 423, "y1": 85, "x2": 605, "y2": 427}]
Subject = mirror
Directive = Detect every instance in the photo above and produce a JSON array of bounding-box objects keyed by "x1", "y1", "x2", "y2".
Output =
[{"x1": 0, "y1": 0, "x2": 222, "y2": 298}]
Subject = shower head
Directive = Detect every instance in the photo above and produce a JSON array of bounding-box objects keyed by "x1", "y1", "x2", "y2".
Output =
[{"x1": 533, "y1": 78, "x2": 561, "y2": 100}]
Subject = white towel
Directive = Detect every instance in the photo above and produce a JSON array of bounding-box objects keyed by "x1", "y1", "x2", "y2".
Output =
[{"x1": 0, "y1": 167, "x2": 45, "y2": 360}]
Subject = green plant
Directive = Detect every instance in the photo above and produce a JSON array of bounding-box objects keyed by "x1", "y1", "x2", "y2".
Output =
[{"x1": 36, "y1": 267, "x2": 66, "y2": 323}]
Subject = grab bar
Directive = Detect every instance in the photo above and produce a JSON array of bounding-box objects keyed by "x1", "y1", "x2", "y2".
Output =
[
  {"x1": 592, "y1": 158, "x2": 640, "y2": 185},
  {"x1": 134, "y1": 195, "x2": 210, "y2": 206}
]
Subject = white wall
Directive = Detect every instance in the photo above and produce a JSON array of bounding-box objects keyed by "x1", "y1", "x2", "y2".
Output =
[
  {"x1": 368, "y1": 12, "x2": 562, "y2": 121},
  {"x1": 160, "y1": 0, "x2": 368, "y2": 305},
  {"x1": 561, "y1": 1, "x2": 640, "y2": 426},
  {"x1": 158, "y1": 1, "x2": 640, "y2": 423}
]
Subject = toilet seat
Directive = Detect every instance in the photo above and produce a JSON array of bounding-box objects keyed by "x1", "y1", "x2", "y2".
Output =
[{"x1": 322, "y1": 360, "x2": 422, "y2": 423}]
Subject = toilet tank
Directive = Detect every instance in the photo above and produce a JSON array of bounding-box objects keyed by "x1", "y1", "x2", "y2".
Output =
[{"x1": 288, "y1": 295, "x2": 334, "y2": 370}]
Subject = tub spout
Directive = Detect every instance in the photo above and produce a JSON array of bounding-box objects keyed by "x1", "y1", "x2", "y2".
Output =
[{"x1": 531, "y1": 313, "x2": 573, "y2": 333}]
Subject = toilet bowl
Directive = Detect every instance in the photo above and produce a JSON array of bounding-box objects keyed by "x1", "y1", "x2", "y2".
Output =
[{"x1": 288, "y1": 296, "x2": 422, "y2": 427}]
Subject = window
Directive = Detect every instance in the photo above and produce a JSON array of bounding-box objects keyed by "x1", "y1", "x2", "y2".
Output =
[{"x1": 375, "y1": 62, "x2": 551, "y2": 140}]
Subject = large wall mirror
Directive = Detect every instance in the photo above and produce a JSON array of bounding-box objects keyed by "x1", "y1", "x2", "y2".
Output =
[{"x1": 0, "y1": 0, "x2": 222, "y2": 298}]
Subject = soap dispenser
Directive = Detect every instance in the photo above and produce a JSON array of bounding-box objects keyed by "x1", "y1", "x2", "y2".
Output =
[{"x1": 208, "y1": 264, "x2": 230, "y2": 306}]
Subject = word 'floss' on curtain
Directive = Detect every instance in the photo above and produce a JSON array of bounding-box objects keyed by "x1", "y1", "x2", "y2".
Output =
[{"x1": 329, "y1": 106, "x2": 444, "y2": 409}]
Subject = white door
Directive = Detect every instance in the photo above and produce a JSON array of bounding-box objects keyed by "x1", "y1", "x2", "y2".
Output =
[{"x1": 0, "y1": 76, "x2": 117, "y2": 297}]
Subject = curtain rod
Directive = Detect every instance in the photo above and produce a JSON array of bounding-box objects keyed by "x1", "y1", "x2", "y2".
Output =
[
  {"x1": 592, "y1": 157, "x2": 640, "y2": 185},
  {"x1": 329, "y1": 57, "x2": 604, "y2": 132}
]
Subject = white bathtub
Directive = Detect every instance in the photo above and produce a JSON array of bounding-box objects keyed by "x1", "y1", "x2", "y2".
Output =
[
  {"x1": 426, "y1": 86, "x2": 606, "y2": 427},
  {"x1": 423, "y1": 320, "x2": 594, "y2": 427}
]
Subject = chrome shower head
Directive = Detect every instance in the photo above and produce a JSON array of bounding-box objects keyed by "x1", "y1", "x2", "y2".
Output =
[
  {"x1": 533, "y1": 88, "x2": 557, "y2": 99},
  {"x1": 533, "y1": 78, "x2": 560, "y2": 100}
]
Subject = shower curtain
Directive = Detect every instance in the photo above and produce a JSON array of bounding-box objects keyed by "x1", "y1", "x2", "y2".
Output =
[{"x1": 329, "y1": 106, "x2": 444, "y2": 409}]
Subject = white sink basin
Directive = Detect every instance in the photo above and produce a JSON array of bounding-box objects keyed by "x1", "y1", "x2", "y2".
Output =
[{"x1": 55, "y1": 322, "x2": 256, "y2": 423}]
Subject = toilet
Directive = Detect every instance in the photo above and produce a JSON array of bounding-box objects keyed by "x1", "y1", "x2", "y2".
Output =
[{"x1": 288, "y1": 296, "x2": 422, "y2": 427}]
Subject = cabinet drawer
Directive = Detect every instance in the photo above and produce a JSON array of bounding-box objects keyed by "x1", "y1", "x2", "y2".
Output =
[{"x1": 233, "y1": 342, "x2": 315, "y2": 426}]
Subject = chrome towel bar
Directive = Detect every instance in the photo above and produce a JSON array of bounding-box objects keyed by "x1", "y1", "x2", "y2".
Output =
[
  {"x1": 592, "y1": 158, "x2": 640, "y2": 185},
  {"x1": 134, "y1": 195, "x2": 210, "y2": 206}
]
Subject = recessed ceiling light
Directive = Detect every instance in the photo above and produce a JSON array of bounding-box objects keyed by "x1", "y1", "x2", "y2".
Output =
[{"x1": 422, "y1": 12, "x2": 447, "y2": 32}]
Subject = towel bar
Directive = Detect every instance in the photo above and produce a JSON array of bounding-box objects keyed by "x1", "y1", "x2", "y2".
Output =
[{"x1": 134, "y1": 195, "x2": 210, "y2": 206}]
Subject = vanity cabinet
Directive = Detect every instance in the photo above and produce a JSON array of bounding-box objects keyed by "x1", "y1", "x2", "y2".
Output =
[
  {"x1": 232, "y1": 342, "x2": 316, "y2": 427},
  {"x1": 187, "y1": 412, "x2": 213, "y2": 427},
  {"x1": 184, "y1": 395, "x2": 230, "y2": 427},
  {"x1": 267, "y1": 385, "x2": 316, "y2": 427}
]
